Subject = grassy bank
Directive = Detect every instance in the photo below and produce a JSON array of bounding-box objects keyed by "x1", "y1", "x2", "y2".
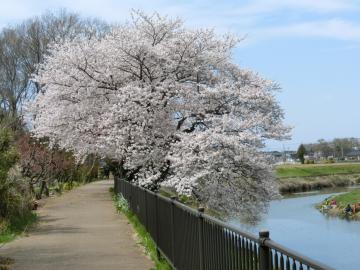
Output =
[
  {"x1": 0, "y1": 213, "x2": 37, "y2": 244},
  {"x1": 275, "y1": 163, "x2": 360, "y2": 193},
  {"x1": 275, "y1": 162, "x2": 360, "y2": 178},
  {"x1": 332, "y1": 189, "x2": 360, "y2": 205},
  {"x1": 110, "y1": 188, "x2": 171, "y2": 270},
  {"x1": 317, "y1": 189, "x2": 360, "y2": 220}
]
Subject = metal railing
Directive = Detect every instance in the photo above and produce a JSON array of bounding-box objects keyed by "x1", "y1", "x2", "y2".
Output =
[{"x1": 114, "y1": 177, "x2": 333, "y2": 270}]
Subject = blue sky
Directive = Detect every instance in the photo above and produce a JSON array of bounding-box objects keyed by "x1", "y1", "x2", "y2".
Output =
[{"x1": 1, "y1": 0, "x2": 359, "y2": 150}]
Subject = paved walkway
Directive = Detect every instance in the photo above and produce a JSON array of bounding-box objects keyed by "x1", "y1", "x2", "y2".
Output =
[{"x1": 0, "y1": 180, "x2": 154, "y2": 270}]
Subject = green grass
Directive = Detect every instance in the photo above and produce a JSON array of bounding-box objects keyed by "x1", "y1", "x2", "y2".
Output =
[
  {"x1": 0, "y1": 213, "x2": 37, "y2": 244},
  {"x1": 317, "y1": 189, "x2": 360, "y2": 220},
  {"x1": 275, "y1": 162, "x2": 360, "y2": 178},
  {"x1": 330, "y1": 189, "x2": 360, "y2": 205},
  {"x1": 110, "y1": 188, "x2": 171, "y2": 270}
]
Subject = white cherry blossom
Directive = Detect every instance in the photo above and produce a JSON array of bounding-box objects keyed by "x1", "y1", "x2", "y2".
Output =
[{"x1": 27, "y1": 11, "x2": 290, "y2": 217}]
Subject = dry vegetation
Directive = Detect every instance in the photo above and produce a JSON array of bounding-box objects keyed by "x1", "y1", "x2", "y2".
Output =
[{"x1": 275, "y1": 163, "x2": 360, "y2": 193}]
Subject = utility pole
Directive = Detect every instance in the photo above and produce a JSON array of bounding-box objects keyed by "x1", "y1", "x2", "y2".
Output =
[{"x1": 282, "y1": 144, "x2": 286, "y2": 163}]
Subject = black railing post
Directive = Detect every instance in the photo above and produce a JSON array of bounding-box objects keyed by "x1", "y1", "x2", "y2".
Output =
[
  {"x1": 170, "y1": 195, "x2": 177, "y2": 264},
  {"x1": 119, "y1": 178, "x2": 122, "y2": 194},
  {"x1": 198, "y1": 207, "x2": 205, "y2": 270},
  {"x1": 144, "y1": 189, "x2": 148, "y2": 230},
  {"x1": 155, "y1": 192, "x2": 161, "y2": 259},
  {"x1": 259, "y1": 230, "x2": 271, "y2": 270},
  {"x1": 118, "y1": 177, "x2": 121, "y2": 194},
  {"x1": 114, "y1": 176, "x2": 118, "y2": 194},
  {"x1": 129, "y1": 183, "x2": 133, "y2": 211}
]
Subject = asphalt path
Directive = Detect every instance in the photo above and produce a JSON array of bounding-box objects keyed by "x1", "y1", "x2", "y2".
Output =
[{"x1": 0, "y1": 180, "x2": 154, "y2": 270}]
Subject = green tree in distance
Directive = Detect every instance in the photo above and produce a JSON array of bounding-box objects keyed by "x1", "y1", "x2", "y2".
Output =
[{"x1": 297, "y1": 144, "x2": 306, "y2": 164}]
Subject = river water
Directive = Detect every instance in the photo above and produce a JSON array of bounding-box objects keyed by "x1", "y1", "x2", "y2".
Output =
[{"x1": 229, "y1": 186, "x2": 360, "y2": 270}]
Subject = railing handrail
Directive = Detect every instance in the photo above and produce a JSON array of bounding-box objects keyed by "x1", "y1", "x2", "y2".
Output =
[
  {"x1": 115, "y1": 177, "x2": 335, "y2": 270},
  {"x1": 265, "y1": 239, "x2": 333, "y2": 270},
  {"x1": 158, "y1": 189, "x2": 334, "y2": 269},
  {"x1": 156, "y1": 192, "x2": 259, "y2": 241}
]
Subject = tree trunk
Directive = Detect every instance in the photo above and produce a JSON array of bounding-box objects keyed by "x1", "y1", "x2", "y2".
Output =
[
  {"x1": 37, "y1": 180, "x2": 49, "y2": 199},
  {"x1": 85, "y1": 156, "x2": 97, "y2": 182}
]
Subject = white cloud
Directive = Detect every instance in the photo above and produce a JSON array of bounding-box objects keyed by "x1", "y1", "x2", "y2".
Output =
[
  {"x1": 257, "y1": 19, "x2": 360, "y2": 41},
  {"x1": 229, "y1": 0, "x2": 358, "y2": 16},
  {"x1": 1, "y1": 0, "x2": 360, "y2": 44}
]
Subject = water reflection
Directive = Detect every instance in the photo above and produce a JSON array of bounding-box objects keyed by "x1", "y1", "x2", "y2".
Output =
[{"x1": 229, "y1": 186, "x2": 360, "y2": 270}]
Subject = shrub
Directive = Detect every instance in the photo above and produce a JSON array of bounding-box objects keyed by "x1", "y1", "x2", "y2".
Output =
[
  {"x1": 0, "y1": 166, "x2": 33, "y2": 220},
  {"x1": 304, "y1": 159, "x2": 315, "y2": 164},
  {"x1": 321, "y1": 159, "x2": 335, "y2": 164},
  {"x1": 17, "y1": 134, "x2": 99, "y2": 198},
  {"x1": 0, "y1": 126, "x2": 33, "y2": 220},
  {"x1": 115, "y1": 194, "x2": 130, "y2": 213}
]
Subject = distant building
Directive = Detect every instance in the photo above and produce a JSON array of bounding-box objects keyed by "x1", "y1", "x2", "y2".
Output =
[
  {"x1": 345, "y1": 150, "x2": 360, "y2": 161},
  {"x1": 304, "y1": 152, "x2": 315, "y2": 160},
  {"x1": 267, "y1": 150, "x2": 297, "y2": 164}
]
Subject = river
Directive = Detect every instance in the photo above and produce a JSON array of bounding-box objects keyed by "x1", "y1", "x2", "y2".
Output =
[{"x1": 229, "y1": 186, "x2": 360, "y2": 270}]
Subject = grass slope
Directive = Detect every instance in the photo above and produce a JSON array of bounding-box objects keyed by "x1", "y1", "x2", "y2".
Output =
[
  {"x1": 275, "y1": 162, "x2": 360, "y2": 178},
  {"x1": 331, "y1": 189, "x2": 360, "y2": 205},
  {"x1": 111, "y1": 188, "x2": 171, "y2": 270},
  {"x1": 317, "y1": 189, "x2": 360, "y2": 220}
]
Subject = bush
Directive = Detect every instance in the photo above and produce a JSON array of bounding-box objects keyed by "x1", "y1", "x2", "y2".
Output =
[
  {"x1": 321, "y1": 158, "x2": 335, "y2": 164},
  {"x1": 114, "y1": 194, "x2": 130, "y2": 213},
  {"x1": 17, "y1": 134, "x2": 99, "y2": 198},
  {"x1": 0, "y1": 127, "x2": 17, "y2": 177},
  {"x1": 0, "y1": 166, "x2": 33, "y2": 220},
  {"x1": 0, "y1": 211, "x2": 37, "y2": 244},
  {"x1": 0, "y1": 126, "x2": 33, "y2": 220}
]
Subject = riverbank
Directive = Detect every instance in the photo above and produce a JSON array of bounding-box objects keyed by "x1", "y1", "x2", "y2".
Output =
[
  {"x1": 317, "y1": 189, "x2": 360, "y2": 220},
  {"x1": 275, "y1": 163, "x2": 360, "y2": 193},
  {"x1": 278, "y1": 174, "x2": 360, "y2": 193},
  {"x1": 276, "y1": 162, "x2": 360, "y2": 178}
]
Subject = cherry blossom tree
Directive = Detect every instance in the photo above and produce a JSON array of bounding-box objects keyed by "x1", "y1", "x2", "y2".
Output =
[{"x1": 27, "y1": 11, "x2": 290, "y2": 217}]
